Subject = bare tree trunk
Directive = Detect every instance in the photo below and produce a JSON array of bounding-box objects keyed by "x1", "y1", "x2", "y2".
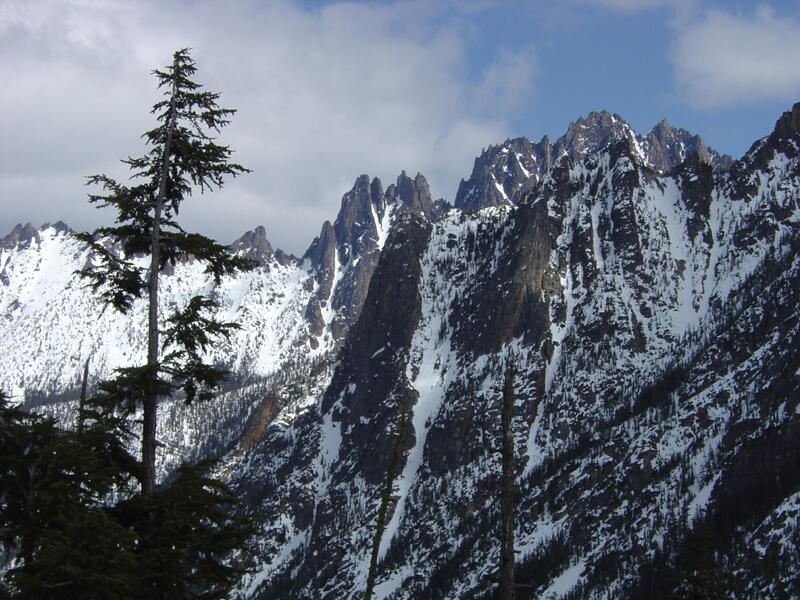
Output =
[
  {"x1": 364, "y1": 408, "x2": 407, "y2": 600},
  {"x1": 499, "y1": 366, "x2": 516, "y2": 600},
  {"x1": 142, "y1": 67, "x2": 179, "y2": 495},
  {"x1": 77, "y1": 356, "x2": 90, "y2": 435}
]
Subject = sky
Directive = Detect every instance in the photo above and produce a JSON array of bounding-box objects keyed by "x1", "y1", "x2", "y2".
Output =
[{"x1": 2, "y1": 0, "x2": 800, "y2": 255}]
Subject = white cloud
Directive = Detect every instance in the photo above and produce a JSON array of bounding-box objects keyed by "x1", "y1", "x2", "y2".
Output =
[
  {"x1": 0, "y1": 0, "x2": 522, "y2": 254},
  {"x1": 473, "y1": 45, "x2": 538, "y2": 114},
  {"x1": 672, "y1": 5, "x2": 800, "y2": 109},
  {"x1": 575, "y1": 0, "x2": 695, "y2": 12}
]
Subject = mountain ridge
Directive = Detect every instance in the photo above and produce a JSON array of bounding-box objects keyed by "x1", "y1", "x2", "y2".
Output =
[{"x1": 454, "y1": 110, "x2": 734, "y2": 213}]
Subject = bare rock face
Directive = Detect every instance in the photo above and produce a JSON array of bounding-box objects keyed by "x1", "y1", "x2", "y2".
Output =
[
  {"x1": 321, "y1": 208, "x2": 433, "y2": 475},
  {"x1": 647, "y1": 119, "x2": 707, "y2": 172},
  {"x1": 772, "y1": 100, "x2": 800, "y2": 145},
  {"x1": 303, "y1": 221, "x2": 337, "y2": 337},
  {"x1": 672, "y1": 151, "x2": 715, "y2": 244},
  {"x1": 1, "y1": 223, "x2": 42, "y2": 250},
  {"x1": 554, "y1": 110, "x2": 632, "y2": 163},
  {"x1": 455, "y1": 137, "x2": 551, "y2": 211},
  {"x1": 386, "y1": 171, "x2": 448, "y2": 220},
  {"x1": 229, "y1": 225, "x2": 276, "y2": 265},
  {"x1": 302, "y1": 171, "x2": 446, "y2": 345}
]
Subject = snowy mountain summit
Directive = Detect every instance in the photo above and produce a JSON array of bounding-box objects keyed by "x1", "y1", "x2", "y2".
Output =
[
  {"x1": 3, "y1": 104, "x2": 800, "y2": 599},
  {"x1": 454, "y1": 111, "x2": 732, "y2": 212}
]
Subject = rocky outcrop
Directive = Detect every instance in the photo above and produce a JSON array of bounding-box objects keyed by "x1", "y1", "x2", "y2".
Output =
[
  {"x1": 456, "y1": 111, "x2": 732, "y2": 213},
  {"x1": 1, "y1": 223, "x2": 43, "y2": 250},
  {"x1": 302, "y1": 171, "x2": 447, "y2": 345},
  {"x1": 455, "y1": 137, "x2": 551, "y2": 211},
  {"x1": 229, "y1": 225, "x2": 295, "y2": 266}
]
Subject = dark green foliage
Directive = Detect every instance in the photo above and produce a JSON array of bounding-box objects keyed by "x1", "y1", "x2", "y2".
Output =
[
  {"x1": 0, "y1": 393, "x2": 139, "y2": 599},
  {"x1": 161, "y1": 296, "x2": 241, "y2": 404},
  {"x1": 76, "y1": 46, "x2": 255, "y2": 412},
  {"x1": 73, "y1": 234, "x2": 147, "y2": 312},
  {"x1": 664, "y1": 523, "x2": 734, "y2": 600},
  {"x1": 76, "y1": 47, "x2": 255, "y2": 495},
  {"x1": 0, "y1": 390, "x2": 254, "y2": 599},
  {"x1": 111, "y1": 461, "x2": 254, "y2": 600}
]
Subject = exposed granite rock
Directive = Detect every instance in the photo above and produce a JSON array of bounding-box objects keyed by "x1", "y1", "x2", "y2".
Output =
[
  {"x1": 386, "y1": 171, "x2": 446, "y2": 220},
  {"x1": 455, "y1": 137, "x2": 551, "y2": 211},
  {"x1": 455, "y1": 111, "x2": 732, "y2": 213},
  {"x1": 1, "y1": 223, "x2": 41, "y2": 250},
  {"x1": 672, "y1": 151, "x2": 715, "y2": 243},
  {"x1": 302, "y1": 171, "x2": 446, "y2": 345},
  {"x1": 229, "y1": 225, "x2": 275, "y2": 265}
]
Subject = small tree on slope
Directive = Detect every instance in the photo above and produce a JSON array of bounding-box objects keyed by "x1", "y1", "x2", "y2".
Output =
[{"x1": 77, "y1": 47, "x2": 254, "y2": 494}]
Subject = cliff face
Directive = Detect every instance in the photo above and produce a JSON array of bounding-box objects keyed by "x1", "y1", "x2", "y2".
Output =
[{"x1": 3, "y1": 105, "x2": 800, "y2": 599}]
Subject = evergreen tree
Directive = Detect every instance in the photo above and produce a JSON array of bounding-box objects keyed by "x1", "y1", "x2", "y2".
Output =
[
  {"x1": 1, "y1": 388, "x2": 253, "y2": 599},
  {"x1": 0, "y1": 49, "x2": 256, "y2": 600},
  {"x1": 364, "y1": 408, "x2": 408, "y2": 600},
  {"x1": 76, "y1": 47, "x2": 254, "y2": 494},
  {"x1": 0, "y1": 391, "x2": 139, "y2": 599},
  {"x1": 665, "y1": 523, "x2": 734, "y2": 600}
]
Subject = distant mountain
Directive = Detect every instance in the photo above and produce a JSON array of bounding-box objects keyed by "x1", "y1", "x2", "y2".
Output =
[
  {"x1": 2, "y1": 104, "x2": 798, "y2": 599},
  {"x1": 455, "y1": 110, "x2": 733, "y2": 212},
  {"x1": 0, "y1": 170, "x2": 444, "y2": 396}
]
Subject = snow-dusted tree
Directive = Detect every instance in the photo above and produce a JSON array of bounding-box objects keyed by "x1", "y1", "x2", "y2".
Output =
[{"x1": 77, "y1": 48, "x2": 254, "y2": 494}]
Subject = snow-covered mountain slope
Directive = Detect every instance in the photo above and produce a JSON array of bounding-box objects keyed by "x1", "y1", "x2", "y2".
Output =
[
  {"x1": 0, "y1": 171, "x2": 439, "y2": 401},
  {"x1": 0, "y1": 223, "x2": 314, "y2": 398},
  {"x1": 0, "y1": 171, "x2": 441, "y2": 487},
  {"x1": 228, "y1": 104, "x2": 800, "y2": 599}
]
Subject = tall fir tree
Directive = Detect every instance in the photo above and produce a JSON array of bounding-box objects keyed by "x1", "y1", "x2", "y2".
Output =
[
  {"x1": 27, "y1": 47, "x2": 259, "y2": 598},
  {"x1": 77, "y1": 48, "x2": 255, "y2": 494},
  {"x1": 3, "y1": 49, "x2": 257, "y2": 599}
]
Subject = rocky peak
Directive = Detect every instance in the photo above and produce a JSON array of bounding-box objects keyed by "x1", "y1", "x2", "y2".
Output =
[
  {"x1": 386, "y1": 171, "x2": 446, "y2": 220},
  {"x1": 456, "y1": 111, "x2": 737, "y2": 213},
  {"x1": 302, "y1": 171, "x2": 443, "y2": 346},
  {"x1": 644, "y1": 119, "x2": 731, "y2": 173},
  {"x1": 454, "y1": 136, "x2": 551, "y2": 212},
  {"x1": 554, "y1": 110, "x2": 634, "y2": 163},
  {"x1": 229, "y1": 225, "x2": 277, "y2": 265},
  {"x1": 46, "y1": 221, "x2": 71, "y2": 235},
  {"x1": 729, "y1": 102, "x2": 800, "y2": 200},
  {"x1": 765, "y1": 101, "x2": 800, "y2": 159},
  {"x1": 774, "y1": 101, "x2": 800, "y2": 139},
  {"x1": 2, "y1": 223, "x2": 42, "y2": 251},
  {"x1": 332, "y1": 174, "x2": 386, "y2": 265}
]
